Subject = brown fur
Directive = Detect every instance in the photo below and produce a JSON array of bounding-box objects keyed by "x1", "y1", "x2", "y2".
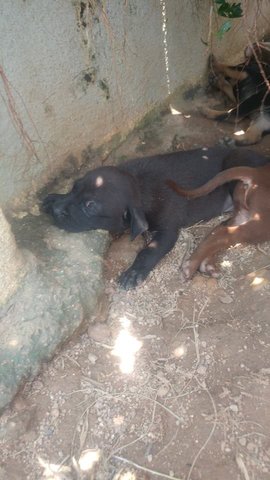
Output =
[{"x1": 167, "y1": 163, "x2": 270, "y2": 280}]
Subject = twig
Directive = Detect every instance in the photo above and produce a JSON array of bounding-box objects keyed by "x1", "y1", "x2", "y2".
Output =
[
  {"x1": 108, "y1": 392, "x2": 158, "y2": 460},
  {"x1": 0, "y1": 66, "x2": 40, "y2": 161},
  {"x1": 238, "y1": 262, "x2": 270, "y2": 279},
  {"x1": 113, "y1": 455, "x2": 183, "y2": 480},
  {"x1": 192, "y1": 304, "x2": 200, "y2": 365},
  {"x1": 187, "y1": 377, "x2": 218, "y2": 480},
  {"x1": 236, "y1": 454, "x2": 250, "y2": 480},
  {"x1": 155, "y1": 426, "x2": 180, "y2": 458}
]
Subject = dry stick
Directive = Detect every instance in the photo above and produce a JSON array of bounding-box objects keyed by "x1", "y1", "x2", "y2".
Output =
[
  {"x1": 192, "y1": 304, "x2": 200, "y2": 366},
  {"x1": 155, "y1": 426, "x2": 180, "y2": 458},
  {"x1": 207, "y1": 5, "x2": 213, "y2": 53},
  {"x1": 113, "y1": 455, "x2": 183, "y2": 480},
  {"x1": 0, "y1": 66, "x2": 40, "y2": 161},
  {"x1": 238, "y1": 262, "x2": 270, "y2": 279},
  {"x1": 235, "y1": 454, "x2": 250, "y2": 480},
  {"x1": 107, "y1": 392, "x2": 158, "y2": 460},
  {"x1": 187, "y1": 377, "x2": 218, "y2": 480}
]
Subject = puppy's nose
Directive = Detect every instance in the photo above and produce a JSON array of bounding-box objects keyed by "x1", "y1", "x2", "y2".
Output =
[{"x1": 53, "y1": 204, "x2": 68, "y2": 217}]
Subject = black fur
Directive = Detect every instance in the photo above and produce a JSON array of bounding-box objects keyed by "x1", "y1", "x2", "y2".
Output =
[{"x1": 43, "y1": 147, "x2": 268, "y2": 289}]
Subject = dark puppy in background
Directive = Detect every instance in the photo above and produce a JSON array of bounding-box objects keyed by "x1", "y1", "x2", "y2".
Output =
[
  {"x1": 202, "y1": 42, "x2": 270, "y2": 145},
  {"x1": 43, "y1": 147, "x2": 268, "y2": 289},
  {"x1": 167, "y1": 162, "x2": 270, "y2": 280}
]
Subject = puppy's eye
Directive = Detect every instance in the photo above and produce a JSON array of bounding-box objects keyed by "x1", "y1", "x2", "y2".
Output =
[
  {"x1": 82, "y1": 199, "x2": 101, "y2": 216},
  {"x1": 85, "y1": 200, "x2": 95, "y2": 208}
]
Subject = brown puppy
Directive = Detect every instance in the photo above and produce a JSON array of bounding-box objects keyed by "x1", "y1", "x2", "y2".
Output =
[
  {"x1": 202, "y1": 42, "x2": 270, "y2": 145},
  {"x1": 167, "y1": 163, "x2": 270, "y2": 279}
]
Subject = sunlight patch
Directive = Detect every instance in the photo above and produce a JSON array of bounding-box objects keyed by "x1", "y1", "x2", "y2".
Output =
[
  {"x1": 228, "y1": 225, "x2": 239, "y2": 233},
  {"x1": 160, "y1": 0, "x2": 171, "y2": 95},
  {"x1": 251, "y1": 276, "x2": 264, "y2": 286},
  {"x1": 78, "y1": 449, "x2": 101, "y2": 471},
  {"x1": 118, "y1": 471, "x2": 137, "y2": 480},
  {"x1": 173, "y1": 344, "x2": 186, "y2": 358},
  {"x1": 112, "y1": 329, "x2": 142, "y2": 374},
  {"x1": 170, "y1": 105, "x2": 182, "y2": 115},
  {"x1": 95, "y1": 176, "x2": 104, "y2": 187},
  {"x1": 234, "y1": 129, "x2": 245, "y2": 136},
  {"x1": 38, "y1": 457, "x2": 71, "y2": 478},
  {"x1": 221, "y1": 259, "x2": 232, "y2": 268}
]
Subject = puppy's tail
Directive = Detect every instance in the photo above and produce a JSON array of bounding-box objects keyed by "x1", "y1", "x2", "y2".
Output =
[{"x1": 167, "y1": 166, "x2": 256, "y2": 199}]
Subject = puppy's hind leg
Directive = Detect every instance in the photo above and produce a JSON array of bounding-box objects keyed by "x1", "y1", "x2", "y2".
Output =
[{"x1": 181, "y1": 222, "x2": 251, "y2": 280}]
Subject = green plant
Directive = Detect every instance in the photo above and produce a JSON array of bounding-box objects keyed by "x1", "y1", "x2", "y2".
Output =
[{"x1": 214, "y1": 0, "x2": 243, "y2": 39}]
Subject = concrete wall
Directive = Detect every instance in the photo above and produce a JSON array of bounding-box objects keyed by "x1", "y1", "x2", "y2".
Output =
[{"x1": 0, "y1": 0, "x2": 270, "y2": 207}]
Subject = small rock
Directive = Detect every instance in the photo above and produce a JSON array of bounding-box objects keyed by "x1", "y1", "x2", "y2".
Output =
[
  {"x1": 33, "y1": 380, "x2": 44, "y2": 391},
  {"x1": 157, "y1": 384, "x2": 169, "y2": 398},
  {"x1": 229, "y1": 404, "x2": 238, "y2": 413},
  {"x1": 0, "y1": 410, "x2": 34, "y2": 441},
  {"x1": 219, "y1": 293, "x2": 234, "y2": 304},
  {"x1": 147, "y1": 454, "x2": 153, "y2": 463},
  {"x1": 88, "y1": 353, "x2": 98, "y2": 364},
  {"x1": 206, "y1": 277, "x2": 218, "y2": 290},
  {"x1": 88, "y1": 323, "x2": 111, "y2": 343},
  {"x1": 192, "y1": 276, "x2": 206, "y2": 288},
  {"x1": 239, "y1": 437, "x2": 247, "y2": 446},
  {"x1": 247, "y1": 442, "x2": 257, "y2": 452},
  {"x1": 197, "y1": 365, "x2": 207, "y2": 376},
  {"x1": 13, "y1": 397, "x2": 28, "y2": 412},
  {"x1": 51, "y1": 406, "x2": 60, "y2": 420}
]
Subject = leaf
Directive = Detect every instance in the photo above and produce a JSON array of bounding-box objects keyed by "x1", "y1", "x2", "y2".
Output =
[
  {"x1": 217, "y1": 20, "x2": 232, "y2": 39},
  {"x1": 215, "y1": 1, "x2": 243, "y2": 19}
]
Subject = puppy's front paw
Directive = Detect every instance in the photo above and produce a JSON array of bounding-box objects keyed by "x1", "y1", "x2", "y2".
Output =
[{"x1": 118, "y1": 267, "x2": 146, "y2": 290}]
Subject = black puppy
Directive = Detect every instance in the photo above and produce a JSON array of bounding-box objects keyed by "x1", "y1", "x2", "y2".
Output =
[{"x1": 43, "y1": 147, "x2": 268, "y2": 289}]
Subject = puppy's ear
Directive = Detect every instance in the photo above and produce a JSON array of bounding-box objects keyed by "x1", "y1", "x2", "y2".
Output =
[{"x1": 128, "y1": 206, "x2": 148, "y2": 240}]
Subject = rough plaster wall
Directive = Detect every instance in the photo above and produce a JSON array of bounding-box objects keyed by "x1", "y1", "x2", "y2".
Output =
[
  {"x1": 0, "y1": 208, "x2": 25, "y2": 305},
  {"x1": 0, "y1": 0, "x2": 270, "y2": 207}
]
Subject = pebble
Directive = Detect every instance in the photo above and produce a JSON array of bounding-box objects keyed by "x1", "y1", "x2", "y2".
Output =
[
  {"x1": 157, "y1": 384, "x2": 169, "y2": 398},
  {"x1": 88, "y1": 353, "x2": 98, "y2": 364},
  {"x1": 0, "y1": 411, "x2": 33, "y2": 441},
  {"x1": 239, "y1": 437, "x2": 247, "y2": 446},
  {"x1": 147, "y1": 454, "x2": 153, "y2": 463},
  {"x1": 206, "y1": 277, "x2": 218, "y2": 290},
  {"x1": 51, "y1": 405, "x2": 60, "y2": 420},
  {"x1": 229, "y1": 404, "x2": 238, "y2": 413},
  {"x1": 219, "y1": 293, "x2": 234, "y2": 304},
  {"x1": 247, "y1": 441, "x2": 257, "y2": 452},
  {"x1": 88, "y1": 323, "x2": 111, "y2": 342},
  {"x1": 197, "y1": 365, "x2": 207, "y2": 375}
]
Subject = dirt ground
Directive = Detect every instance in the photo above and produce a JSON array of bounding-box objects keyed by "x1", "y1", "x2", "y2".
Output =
[{"x1": 2, "y1": 93, "x2": 270, "y2": 480}]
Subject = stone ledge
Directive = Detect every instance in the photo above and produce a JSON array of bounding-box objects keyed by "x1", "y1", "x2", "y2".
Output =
[{"x1": 0, "y1": 213, "x2": 109, "y2": 412}]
